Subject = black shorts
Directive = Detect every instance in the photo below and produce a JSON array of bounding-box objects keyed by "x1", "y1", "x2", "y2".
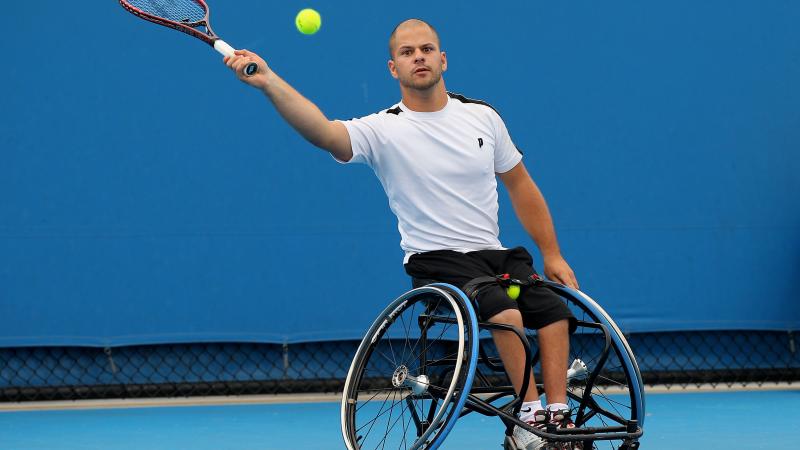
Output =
[{"x1": 404, "y1": 247, "x2": 575, "y2": 331}]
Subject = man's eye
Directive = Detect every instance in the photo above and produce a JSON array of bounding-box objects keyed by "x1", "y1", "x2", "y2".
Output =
[{"x1": 423, "y1": 47, "x2": 432, "y2": 53}]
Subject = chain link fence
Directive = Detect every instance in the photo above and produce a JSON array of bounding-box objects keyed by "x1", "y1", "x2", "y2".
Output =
[{"x1": 1, "y1": 330, "x2": 798, "y2": 402}]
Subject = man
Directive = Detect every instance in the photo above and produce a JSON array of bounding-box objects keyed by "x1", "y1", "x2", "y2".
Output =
[{"x1": 225, "y1": 19, "x2": 579, "y2": 450}]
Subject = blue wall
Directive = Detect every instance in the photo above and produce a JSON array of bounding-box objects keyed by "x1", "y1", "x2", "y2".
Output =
[{"x1": 1, "y1": 1, "x2": 798, "y2": 346}]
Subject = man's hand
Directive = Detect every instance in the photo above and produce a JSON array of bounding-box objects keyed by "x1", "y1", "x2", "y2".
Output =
[
  {"x1": 224, "y1": 49, "x2": 270, "y2": 89},
  {"x1": 543, "y1": 255, "x2": 579, "y2": 290}
]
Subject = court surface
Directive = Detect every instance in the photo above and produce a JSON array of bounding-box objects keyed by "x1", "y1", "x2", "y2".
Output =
[{"x1": 1, "y1": 389, "x2": 797, "y2": 449}]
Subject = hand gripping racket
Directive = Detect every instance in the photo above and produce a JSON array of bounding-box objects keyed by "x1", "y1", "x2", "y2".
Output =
[{"x1": 119, "y1": 0, "x2": 258, "y2": 76}]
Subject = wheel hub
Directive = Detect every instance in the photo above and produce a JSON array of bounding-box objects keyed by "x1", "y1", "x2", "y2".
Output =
[
  {"x1": 391, "y1": 365, "x2": 430, "y2": 395},
  {"x1": 391, "y1": 365, "x2": 409, "y2": 387}
]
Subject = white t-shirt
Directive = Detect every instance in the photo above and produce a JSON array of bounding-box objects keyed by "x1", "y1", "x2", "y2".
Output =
[{"x1": 336, "y1": 92, "x2": 523, "y2": 262}]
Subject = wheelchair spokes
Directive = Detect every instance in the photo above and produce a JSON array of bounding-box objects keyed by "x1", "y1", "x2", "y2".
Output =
[{"x1": 342, "y1": 285, "x2": 479, "y2": 450}]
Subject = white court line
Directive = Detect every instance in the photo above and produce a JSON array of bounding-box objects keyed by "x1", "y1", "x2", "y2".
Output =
[
  {"x1": 0, "y1": 382, "x2": 797, "y2": 412},
  {"x1": 0, "y1": 393, "x2": 342, "y2": 412},
  {"x1": 644, "y1": 382, "x2": 799, "y2": 394}
]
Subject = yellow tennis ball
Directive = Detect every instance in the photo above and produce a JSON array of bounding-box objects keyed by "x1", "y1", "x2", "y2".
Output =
[
  {"x1": 295, "y1": 8, "x2": 321, "y2": 35},
  {"x1": 506, "y1": 284, "x2": 521, "y2": 300}
]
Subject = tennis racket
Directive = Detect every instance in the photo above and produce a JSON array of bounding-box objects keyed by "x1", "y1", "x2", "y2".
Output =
[{"x1": 119, "y1": 0, "x2": 258, "y2": 76}]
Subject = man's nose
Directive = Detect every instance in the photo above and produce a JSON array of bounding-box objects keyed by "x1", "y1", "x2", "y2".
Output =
[{"x1": 414, "y1": 50, "x2": 425, "y2": 62}]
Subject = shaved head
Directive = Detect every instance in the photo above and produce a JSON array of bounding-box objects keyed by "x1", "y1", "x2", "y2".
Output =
[{"x1": 388, "y1": 19, "x2": 441, "y2": 59}]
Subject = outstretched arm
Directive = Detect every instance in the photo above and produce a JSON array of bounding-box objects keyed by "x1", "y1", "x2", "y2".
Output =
[
  {"x1": 498, "y1": 162, "x2": 579, "y2": 289},
  {"x1": 224, "y1": 50, "x2": 353, "y2": 162}
]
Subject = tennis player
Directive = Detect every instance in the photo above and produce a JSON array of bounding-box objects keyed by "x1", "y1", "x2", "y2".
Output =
[{"x1": 225, "y1": 19, "x2": 580, "y2": 450}]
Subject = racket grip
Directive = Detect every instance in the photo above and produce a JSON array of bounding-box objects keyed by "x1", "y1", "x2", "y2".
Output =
[{"x1": 214, "y1": 39, "x2": 258, "y2": 77}]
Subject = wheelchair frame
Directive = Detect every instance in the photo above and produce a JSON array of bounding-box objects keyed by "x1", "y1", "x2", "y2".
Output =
[{"x1": 341, "y1": 280, "x2": 644, "y2": 450}]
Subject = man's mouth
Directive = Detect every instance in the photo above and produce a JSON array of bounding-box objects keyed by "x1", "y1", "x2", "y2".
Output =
[{"x1": 413, "y1": 67, "x2": 430, "y2": 74}]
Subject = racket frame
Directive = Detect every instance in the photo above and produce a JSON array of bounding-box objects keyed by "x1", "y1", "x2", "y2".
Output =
[{"x1": 119, "y1": 0, "x2": 257, "y2": 75}]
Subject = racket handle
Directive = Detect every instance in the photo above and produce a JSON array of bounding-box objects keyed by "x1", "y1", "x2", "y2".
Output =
[{"x1": 214, "y1": 39, "x2": 258, "y2": 77}]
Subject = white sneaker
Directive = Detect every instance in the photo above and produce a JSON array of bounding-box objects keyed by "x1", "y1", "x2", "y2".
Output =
[{"x1": 510, "y1": 421, "x2": 545, "y2": 450}]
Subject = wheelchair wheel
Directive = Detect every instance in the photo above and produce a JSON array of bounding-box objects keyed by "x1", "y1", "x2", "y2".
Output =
[
  {"x1": 546, "y1": 282, "x2": 645, "y2": 449},
  {"x1": 341, "y1": 284, "x2": 479, "y2": 450}
]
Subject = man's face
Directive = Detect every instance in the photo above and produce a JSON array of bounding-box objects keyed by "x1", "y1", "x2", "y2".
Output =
[{"x1": 388, "y1": 24, "x2": 447, "y2": 91}]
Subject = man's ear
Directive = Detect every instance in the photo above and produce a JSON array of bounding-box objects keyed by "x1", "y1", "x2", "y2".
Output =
[
  {"x1": 388, "y1": 59, "x2": 399, "y2": 79},
  {"x1": 441, "y1": 52, "x2": 447, "y2": 72}
]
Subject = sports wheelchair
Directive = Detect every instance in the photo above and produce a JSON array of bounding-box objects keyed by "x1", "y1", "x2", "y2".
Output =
[{"x1": 341, "y1": 275, "x2": 644, "y2": 450}]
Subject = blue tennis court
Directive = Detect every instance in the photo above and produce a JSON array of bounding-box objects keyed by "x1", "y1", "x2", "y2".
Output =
[{"x1": 1, "y1": 390, "x2": 798, "y2": 449}]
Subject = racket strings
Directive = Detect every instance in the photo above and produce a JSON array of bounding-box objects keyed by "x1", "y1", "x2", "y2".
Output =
[{"x1": 126, "y1": 0, "x2": 206, "y2": 24}]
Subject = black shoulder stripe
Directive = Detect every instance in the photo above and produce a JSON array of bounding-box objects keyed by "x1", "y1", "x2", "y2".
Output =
[
  {"x1": 386, "y1": 106, "x2": 402, "y2": 115},
  {"x1": 447, "y1": 91, "x2": 501, "y2": 116},
  {"x1": 447, "y1": 92, "x2": 523, "y2": 155}
]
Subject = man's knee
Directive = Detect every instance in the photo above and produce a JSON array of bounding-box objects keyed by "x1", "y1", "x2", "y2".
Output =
[
  {"x1": 538, "y1": 318, "x2": 569, "y2": 334},
  {"x1": 487, "y1": 308, "x2": 523, "y2": 327}
]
